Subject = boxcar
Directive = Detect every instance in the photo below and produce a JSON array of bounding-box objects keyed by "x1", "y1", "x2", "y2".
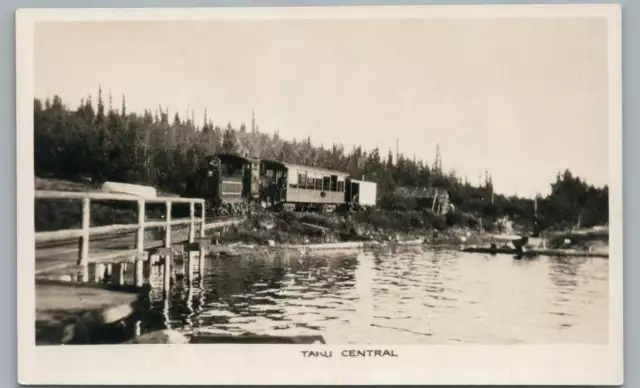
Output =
[
  {"x1": 260, "y1": 160, "x2": 350, "y2": 212},
  {"x1": 346, "y1": 178, "x2": 377, "y2": 209}
]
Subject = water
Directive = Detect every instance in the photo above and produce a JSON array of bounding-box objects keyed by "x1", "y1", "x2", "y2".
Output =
[{"x1": 139, "y1": 246, "x2": 609, "y2": 344}]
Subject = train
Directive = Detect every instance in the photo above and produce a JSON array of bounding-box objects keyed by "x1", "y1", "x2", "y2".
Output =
[{"x1": 195, "y1": 153, "x2": 378, "y2": 215}]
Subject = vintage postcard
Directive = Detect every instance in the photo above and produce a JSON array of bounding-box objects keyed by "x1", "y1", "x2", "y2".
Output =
[{"x1": 16, "y1": 4, "x2": 622, "y2": 385}]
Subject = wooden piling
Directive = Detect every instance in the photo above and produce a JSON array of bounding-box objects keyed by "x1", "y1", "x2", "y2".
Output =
[
  {"x1": 79, "y1": 197, "x2": 90, "y2": 282},
  {"x1": 186, "y1": 251, "x2": 195, "y2": 284},
  {"x1": 200, "y1": 203, "x2": 206, "y2": 239},
  {"x1": 135, "y1": 199, "x2": 146, "y2": 287},
  {"x1": 163, "y1": 253, "x2": 172, "y2": 296},
  {"x1": 88, "y1": 263, "x2": 105, "y2": 283},
  {"x1": 112, "y1": 263, "x2": 126, "y2": 286},
  {"x1": 189, "y1": 202, "x2": 196, "y2": 243},
  {"x1": 199, "y1": 247, "x2": 205, "y2": 280},
  {"x1": 165, "y1": 200, "x2": 172, "y2": 249}
]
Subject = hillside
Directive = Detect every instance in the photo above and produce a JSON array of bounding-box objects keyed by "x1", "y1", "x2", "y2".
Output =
[{"x1": 34, "y1": 92, "x2": 609, "y2": 233}]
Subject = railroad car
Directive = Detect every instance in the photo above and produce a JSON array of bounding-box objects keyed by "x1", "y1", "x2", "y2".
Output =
[
  {"x1": 201, "y1": 153, "x2": 261, "y2": 215},
  {"x1": 260, "y1": 159, "x2": 351, "y2": 212},
  {"x1": 197, "y1": 153, "x2": 379, "y2": 214},
  {"x1": 345, "y1": 178, "x2": 377, "y2": 210}
]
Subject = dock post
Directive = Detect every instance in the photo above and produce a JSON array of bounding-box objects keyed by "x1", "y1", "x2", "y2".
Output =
[
  {"x1": 199, "y1": 247, "x2": 205, "y2": 280},
  {"x1": 198, "y1": 201, "x2": 206, "y2": 280},
  {"x1": 112, "y1": 263, "x2": 125, "y2": 286},
  {"x1": 88, "y1": 263, "x2": 105, "y2": 283},
  {"x1": 134, "y1": 199, "x2": 146, "y2": 287},
  {"x1": 200, "y1": 202, "x2": 206, "y2": 239},
  {"x1": 165, "y1": 200, "x2": 172, "y2": 248},
  {"x1": 79, "y1": 197, "x2": 90, "y2": 282},
  {"x1": 186, "y1": 251, "x2": 194, "y2": 285},
  {"x1": 189, "y1": 201, "x2": 196, "y2": 243},
  {"x1": 163, "y1": 253, "x2": 172, "y2": 296}
]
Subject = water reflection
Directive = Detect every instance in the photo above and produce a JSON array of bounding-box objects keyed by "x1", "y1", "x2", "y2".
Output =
[{"x1": 136, "y1": 247, "x2": 608, "y2": 344}]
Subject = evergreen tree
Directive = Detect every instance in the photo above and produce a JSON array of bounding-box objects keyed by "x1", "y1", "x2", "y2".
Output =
[{"x1": 32, "y1": 93, "x2": 609, "y2": 231}]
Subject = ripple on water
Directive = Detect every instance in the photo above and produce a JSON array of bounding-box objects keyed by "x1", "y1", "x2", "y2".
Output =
[
  {"x1": 149, "y1": 250, "x2": 608, "y2": 345},
  {"x1": 200, "y1": 309, "x2": 237, "y2": 318}
]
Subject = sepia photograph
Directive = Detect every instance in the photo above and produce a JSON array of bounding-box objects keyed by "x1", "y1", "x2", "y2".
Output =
[{"x1": 16, "y1": 4, "x2": 622, "y2": 385}]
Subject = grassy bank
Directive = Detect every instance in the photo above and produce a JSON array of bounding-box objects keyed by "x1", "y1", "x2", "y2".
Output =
[
  {"x1": 35, "y1": 177, "x2": 482, "y2": 239},
  {"x1": 213, "y1": 209, "x2": 488, "y2": 247},
  {"x1": 34, "y1": 177, "x2": 607, "y2": 252}
]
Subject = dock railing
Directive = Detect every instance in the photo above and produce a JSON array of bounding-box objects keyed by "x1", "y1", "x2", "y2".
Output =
[{"x1": 34, "y1": 190, "x2": 207, "y2": 285}]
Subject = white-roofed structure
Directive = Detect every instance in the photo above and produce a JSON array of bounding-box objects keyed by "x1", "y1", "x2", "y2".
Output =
[{"x1": 101, "y1": 181, "x2": 158, "y2": 199}]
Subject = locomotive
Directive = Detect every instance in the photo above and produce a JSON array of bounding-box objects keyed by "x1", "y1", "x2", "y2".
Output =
[{"x1": 196, "y1": 153, "x2": 377, "y2": 215}]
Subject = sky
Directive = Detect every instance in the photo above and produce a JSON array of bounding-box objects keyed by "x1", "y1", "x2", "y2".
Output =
[{"x1": 34, "y1": 18, "x2": 610, "y2": 198}]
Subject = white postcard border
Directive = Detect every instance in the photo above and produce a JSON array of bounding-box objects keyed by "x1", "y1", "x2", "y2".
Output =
[{"x1": 16, "y1": 5, "x2": 623, "y2": 385}]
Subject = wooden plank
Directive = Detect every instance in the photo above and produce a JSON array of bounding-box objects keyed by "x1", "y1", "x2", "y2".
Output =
[
  {"x1": 145, "y1": 197, "x2": 205, "y2": 204},
  {"x1": 35, "y1": 262, "x2": 83, "y2": 276},
  {"x1": 200, "y1": 203, "x2": 206, "y2": 238},
  {"x1": 36, "y1": 217, "x2": 218, "y2": 245},
  {"x1": 165, "y1": 200, "x2": 172, "y2": 248},
  {"x1": 35, "y1": 190, "x2": 139, "y2": 202},
  {"x1": 144, "y1": 220, "x2": 165, "y2": 229},
  {"x1": 189, "y1": 202, "x2": 196, "y2": 243},
  {"x1": 78, "y1": 198, "x2": 90, "y2": 281},
  {"x1": 170, "y1": 218, "x2": 193, "y2": 226},
  {"x1": 135, "y1": 199, "x2": 145, "y2": 287},
  {"x1": 36, "y1": 223, "x2": 149, "y2": 244},
  {"x1": 35, "y1": 190, "x2": 205, "y2": 204},
  {"x1": 90, "y1": 224, "x2": 140, "y2": 236},
  {"x1": 36, "y1": 229, "x2": 83, "y2": 243},
  {"x1": 90, "y1": 249, "x2": 147, "y2": 264}
]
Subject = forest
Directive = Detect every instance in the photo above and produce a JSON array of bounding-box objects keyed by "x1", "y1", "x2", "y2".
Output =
[{"x1": 33, "y1": 89, "x2": 609, "y2": 233}]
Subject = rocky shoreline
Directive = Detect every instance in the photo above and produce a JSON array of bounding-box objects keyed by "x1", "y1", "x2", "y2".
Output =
[{"x1": 209, "y1": 211, "x2": 609, "y2": 257}]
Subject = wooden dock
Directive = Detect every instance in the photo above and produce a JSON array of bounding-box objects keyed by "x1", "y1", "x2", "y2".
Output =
[
  {"x1": 34, "y1": 190, "x2": 244, "y2": 284},
  {"x1": 33, "y1": 190, "x2": 248, "y2": 344}
]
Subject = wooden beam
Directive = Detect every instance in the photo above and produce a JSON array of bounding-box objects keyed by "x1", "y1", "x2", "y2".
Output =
[
  {"x1": 135, "y1": 199, "x2": 146, "y2": 287},
  {"x1": 90, "y1": 249, "x2": 147, "y2": 264},
  {"x1": 165, "y1": 200, "x2": 172, "y2": 248},
  {"x1": 90, "y1": 224, "x2": 140, "y2": 236},
  {"x1": 36, "y1": 229, "x2": 83, "y2": 243},
  {"x1": 189, "y1": 202, "x2": 196, "y2": 243},
  {"x1": 35, "y1": 190, "x2": 205, "y2": 205},
  {"x1": 79, "y1": 197, "x2": 90, "y2": 282},
  {"x1": 200, "y1": 203, "x2": 206, "y2": 238}
]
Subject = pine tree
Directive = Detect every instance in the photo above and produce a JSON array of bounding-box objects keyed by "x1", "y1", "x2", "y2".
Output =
[{"x1": 121, "y1": 95, "x2": 127, "y2": 118}]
